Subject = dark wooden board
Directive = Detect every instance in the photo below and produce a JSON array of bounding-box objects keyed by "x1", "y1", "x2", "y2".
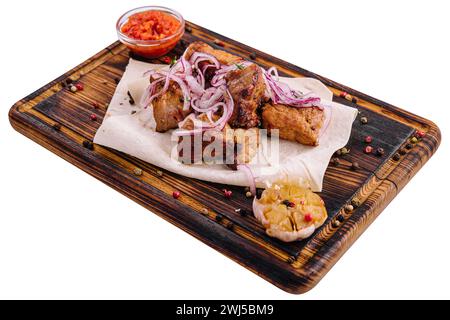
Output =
[{"x1": 9, "y1": 21, "x2": 440, "y2": 293}]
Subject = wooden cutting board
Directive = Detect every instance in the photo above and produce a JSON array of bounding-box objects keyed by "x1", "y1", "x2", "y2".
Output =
[{"x1": 9, "y1": 21, "x2": 440, "y2": 294}]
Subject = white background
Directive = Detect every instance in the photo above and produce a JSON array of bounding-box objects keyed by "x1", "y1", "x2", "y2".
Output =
[{"x1": 1, "y1": 0, "x2": 449, "y2": 299}]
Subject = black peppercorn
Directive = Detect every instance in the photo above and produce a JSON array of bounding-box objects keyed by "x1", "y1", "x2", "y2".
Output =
[
  {"x1": 82, "y1": 140, "x2": 94, "y2": 150},
  {"x1": 351, "y1": 162, "x2": 360, "y2": 171},
  {"x1": 226, "y1": 222, "x2": 234, "y2": 230},
  {"x1": 215, "y1": 214, "x2": 223, "y2": 222},
  {"x1": 352, "y1": 97, "x2": 358, "y2": 103},
  {"x1": 405, "y1": 143, "x2": 413, "y2": 150},
  {"x1": 376, "y1": 147, "x2": 385, "y2": 157},
  {"x1": 185, "y1": 26, "x2": 192, "y2": 33},
  {"x1": 399, "y1": 148, "x2": 407, "y2": 155},
  {"x1": 337, "y1": 215, "x2": 345, "y2": 223},
  {"x1": 393, "y1": 153, "x2": 401, "y2": 161},
  {"x1": 249, "y1": 52, "x2": 257, "y2": 60}
]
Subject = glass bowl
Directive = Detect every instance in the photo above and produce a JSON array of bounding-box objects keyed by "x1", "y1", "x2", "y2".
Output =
[{"x1": 116, "y1": 6, "x2": 185, "y2": 59}]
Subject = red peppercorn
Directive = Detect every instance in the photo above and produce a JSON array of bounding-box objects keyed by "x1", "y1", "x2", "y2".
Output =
[
  {"x1": 416, "y1": 130, "x2": 425, "y2": 138},
  {"x1": 75, "y1": 83, "x2": 84, "y2": 91},
  {"x1": 339, "y1": 91, "x2": 348, "y2": 98},
  {"x1": 304, "y1": 213, "x2": 313, "y2": 222},
  {"x1": 92, "y1": 101, "x2": 99, "y2": 109},
  {"x1": 364, "y1": 146, "x2": 373, "y2": 154},
  {"x1": 90, "y1": 114, "x2": 97, "y2": 121},
  {"x1": 162, "y1": 56, "x2": 171, "y2": 64},
  {"x1": 364, "y1": 135, "x2": 373, "y2": 143},
  {"x1": 223, "y1": 189, "x2": 232, "y2": 199},
  {"x1": 172, "y1": 191, "x2": 180, "y2": 199}
]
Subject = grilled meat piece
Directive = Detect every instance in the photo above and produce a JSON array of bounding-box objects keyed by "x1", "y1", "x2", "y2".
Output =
[
  {"x1": 225, "y1": 64, "x2": 266, "y2": 129},
  {"x1": 152, "y1": 80, "x2": 192, "y2": 132},
  {"x1": 177, "y1": 114, "x2": 259, "y2": 167},
  {"x1": 184, "y1": 41, "x2": 243, "y2": 65},
  {"x1": 261, "y1": 103, "x2": 324, "y2": 146}
]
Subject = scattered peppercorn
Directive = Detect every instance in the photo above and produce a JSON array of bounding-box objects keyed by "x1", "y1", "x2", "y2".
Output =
[
  {"x1": 344, "y1": 204, "x2": 354, "y2": 213},
  {"x1": 332, "y1": 220, "x2": 341, "y2": 228},
  {"x1": 416, "y1": 130, "x2": 426, "y2": 138},
  {"x1": 405, "y1": 143, "x2": 413, "y2": 150},
  {"x1": 156, "y1": 170, "x2": 163, "y2": 177},
  {"x1": 133, "y1": 168, "x2": 143, "y2": 176},
  {"x1": 351, "y1": 161, "x2": 360, "y2": 171},
  {"x1": 162, "y1": 56, "x2": 171, "y2": 64},
  {"x1": 226, "y1": 222, "x2": 234, "y2": 230},
  {"x1": 172, "y1": 190, "x2": 181, "y2": 199},
  {"x1": 364, "y1": 135, "x2": 373, "y2": 143},
  {"x1": 245, "y1": 191, "x2": 253, "y2": 198},
  {"x1": 304, "y1": 213, "x2": 313, "y2": 222},
  {"x1": 331, "y1": 157, "x2": 340, "y2": 166},
  {"x1": 201, "y1": 208, "x2": 208, "y2": 215},
  {"x1": 92, "y1": 101, "x2": 99, "y2": 109},
  {"x1": 351, "y1": 198, "x2": 361, "y2": 208},
  {"x1": 393, "y1": 153, "x2": 401, "y2": 161},
  {"x1": 69, "y1": 85, "x2": 78, "y2": 93},
  {"x1": 360, "y1": 116, "x2": 368, "y2": 124},
  {"x1": 337, "y1": 215, "x2": 345, "y2": 223},
  {"x1": 282, "y1": 199, "x2": 291, "y2": 206},
  {"x1": 249, "y1": 52, "x2": 257, "y2": 60},
  {"x1": 364, "y1": 146, "x2": 373, "y2": 154},
  {"x1": 340, "y1": 147, "x2": 350, "y2": 155},
  {"x1": 399, "y1": 148, "x2": 407, "y2": 155},
  {"x1": 61, "y1": 81, "x2": 66, "y2": 88},
  {"x1": 52, "y1": 123, "x2": 61, "y2": 131},
  {"x1": 339, "y1": 91, "x2": 348, "y2": 98},
  {"x1": 75, "y1": 83, "x2": 84, "y2": 91},
  {"x1": 185, "y1": 26, "x2": 192, "y2": 33},
  {"x1": 215, "y1": 214, "x2": 223, "y2": 222},
  {"x1": 351, "y1": 97, "x2": 358, "y2": 104},
  {"x1": 376, "y1": 147, "x2": 385, "y2": 157},
  {"x1": 82, "y1": 140, "x2": 94, "y2": 150},
  {"x1": 223, "y1": 189, "x2": 233, "y2": 199},
  {"x1": 127, "y1": 91, "x2": 135, "y2": 105},
  {"x1": 238, "y1": 209, "x2": 248, "y2": 217},
  {"x1": 90, "y1": 114, "x2": 97, "y2": 121},
  {"x1": 345, "y1": 94, "x2": 353, "y2": 102},
  {"x1": 411, "y1": 136, "x2": 418, "y2": 144},
  {"x1": 66, "y1": 78, "x2": 73, "y2": 85},
  {"x1": 214, "y1": 39, "x2": 225, "y2": 47}
]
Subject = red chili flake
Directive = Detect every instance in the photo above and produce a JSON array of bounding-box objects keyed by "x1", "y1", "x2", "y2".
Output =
[
  {"x1": 223, "y1": 189, "x2": 232, "y2": 199},
  {"x1": 288, "y1": 202, "x2": 296, "y2": 208},
  {"x1": 416, "y1": 130, "x2": 426, "y2": 138},
  {"x1": 90, "y1": 114, "x2": 97, "y2": 121},
  {"x1": 92, "y1": 101, "x2": 99, "y2": 109},
  {"x1": 364, "y1": 135, "x2": 373, "y2": 143},
  {"x1": 172, "y1": 191, "x2": 181, "y2": 199},
  {"x1": 75, "y1": 83, "x2": 84, "y2": 91},
  {"x1": 161, "y1": 56, "x2": 171, "y2": 64},
  {"x1": 214, "y1": 39, "x2": 225, "y2": 47},
  {"x1": 300, "y1": 200, "x2": 305, "y2": 205},
  {"x1": 364, "y1": 146, "x2": 373, "y2": 154},
  {"x1": 304, "y1": 213, "x2": 313, "y2": 222},
  {"x1": 339, "y1": 91, "x2": 348, "y2": 98}
]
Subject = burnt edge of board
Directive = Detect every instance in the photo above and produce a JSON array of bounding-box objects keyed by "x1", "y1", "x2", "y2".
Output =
[{"x1": 8, "y1": 22, "x2": 441, "y2": 293}]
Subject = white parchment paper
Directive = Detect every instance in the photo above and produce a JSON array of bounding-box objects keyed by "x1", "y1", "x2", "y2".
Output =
[{"x1": 94, "y1": 59, "x2": 358, "y2": 191}]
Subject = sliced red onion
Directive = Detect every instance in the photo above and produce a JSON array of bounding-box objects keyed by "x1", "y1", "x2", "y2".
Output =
[{"x1": 237, "y1": 164, "x2": 256, "y2": 195}]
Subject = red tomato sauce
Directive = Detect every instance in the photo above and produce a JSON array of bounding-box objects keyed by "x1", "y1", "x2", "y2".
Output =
[{"x1": 121, "y1": 10, "x2": 181, "y2": 41}]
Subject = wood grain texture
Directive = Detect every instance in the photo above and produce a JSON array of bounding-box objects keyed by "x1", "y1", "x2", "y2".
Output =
[{"x1": 9, "y1": 21, "x2": 441, "y2": 293}]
